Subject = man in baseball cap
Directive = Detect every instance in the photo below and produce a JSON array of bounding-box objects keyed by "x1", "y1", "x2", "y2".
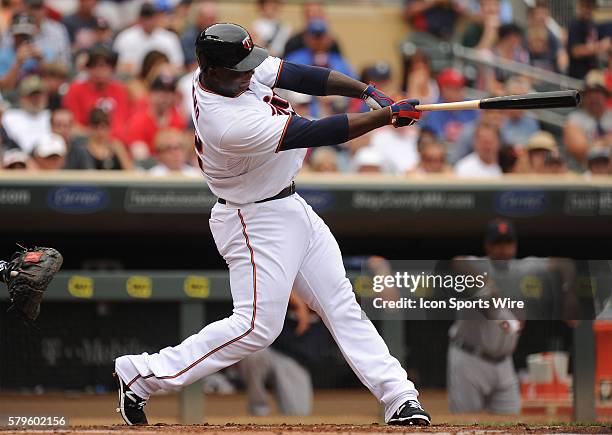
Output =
[
  {"x1": 526, "y1": 131, "x2": 558, "y2": 174},
  {"x1": 485, "y1": 218, "x2": 517, "y2": 261},
  {"x1": 32, "y1": 132, "x2": 67, "y2": 170}
]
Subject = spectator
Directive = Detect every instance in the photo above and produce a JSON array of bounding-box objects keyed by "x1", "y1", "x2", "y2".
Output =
[
  {"x1": 2, "y1": 75, "x2": 50, "y2": 153},
  {"x1": 564, "y1": 73, "x2": 612, "y2": 165},
  {"x1": 487, "y1": 23, "x2": 529, "y2": 95},
  {"x1": 91, "y1": 16, "x2": 113, "y2": 48},
  {"x1": 149, "y1": 128, "x2": 198, "y2": 176},
  {"x1": 455, "y1": 122, "x2": 502, "y2": 177},
  {"x1": 26, "y1": 0, "x2": 70, "y2": 68},
  {"x1": 31, "y1": 132, "x2": 65, "y2": 170},
  {"x1": 252, "y1": 0, "x2": 291, "y2": 58},
  {"x1": 420, "y1": 68, "x2": 478, "y2": 144},
  {"x1": 180, "y1": 1, "x2": 217, "y2": 68},
  {"x1": 0, "y1": 12, "x2": 44, "y2": 90},
  {"x1": 524, "y1": 130, "x2": 558, "y2": 174},
  {"x1": 526, "y1": 0, "x2": 567, "y2": 73},
  {"x1": 461, "y1": 0, "x2": 501, "y2": 50},
  {"x1": 353, "y1": 147, "x2": 383, "y2": 173},
  {"x1": 167, "y1": 0, "x2": 192, "y2": 37},
  {"x1": 403, "y1": 0, "x2": 464, "y2": 43},
  {"x1": 85, "y1": 107, "x2": 132, "y2": 170},
  {"x1": 40, "y1": 62, "x2": 68, "y2": 110},
  {"x1": 448, "y1": 109, "x2": 505, "y2": 164},
  {"x1": 410, "y1": 139, "x2": 451, "y2": 174},
  {"x1": 309, "y1": 147, "x2": 338, "y2": 173},
  {"x1": 63, "y1": 44, "x2": 131, "y2": 141},
  {"x1": 128, "y1": 50, "x2": 171, "y2": 112},
  {"x1": 499, "y1": 77, "x2": 539, "y2": 147},
  {"x1": 285, "y1": 20, "x2": 354, "y2": 78},
  {"x1": 50, "y1": 108, "x2": 93, "y2": 169},
  {"x1": 0, "y1": 0, "x2": 26, "y2": 34},
  {"x1": 402, "y1": 51, "x2": 439, "y2": 104},
  {"x1": 124, "y1": 73, "x2": 186, "y2": 161},
  {"x1": 113, "y1": 2, "x2": 183, "y2": 77},
  {"x1": 586, "y1": 147, "x2": 611, "y2": 176},
  {"x1": 283, "y1": 1, "x2": 341, "y2": 57},
  {"x1": 567, "y1": 0, "x2": 610, "y2": 80},
  {"x1": 369, "y1": 123, "x2": 419, "y2": 174},
  {"x1": 2, "y1": 147, "x2": 29, "y2": 169},
  {"x1": 61, "y1": 0, "x2": 99, "y2": 48}
]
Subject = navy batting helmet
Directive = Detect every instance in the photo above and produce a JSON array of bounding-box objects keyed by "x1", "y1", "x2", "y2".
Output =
[{"x1": 195, "y1": 23, "x2": 268, "y2": 72}]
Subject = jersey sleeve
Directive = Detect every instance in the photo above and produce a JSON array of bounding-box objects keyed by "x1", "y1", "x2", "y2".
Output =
[
  {"x1": 253, "y1": 56, "x2": 283, "y2": 88},
  {"x1": 219, "y1": 110, "x2": 292, "y2": 156}
]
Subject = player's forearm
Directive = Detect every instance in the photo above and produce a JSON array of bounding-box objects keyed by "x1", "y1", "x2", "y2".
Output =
[
  {"x1": 346, "y1": 107, "x2": 391, "y2": 139},
  {"x1": 325, "y1": 70, "x2": 368, "y2": 98}
]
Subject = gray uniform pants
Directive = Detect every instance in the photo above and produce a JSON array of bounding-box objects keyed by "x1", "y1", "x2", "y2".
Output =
[
  {"x1": 447, "y1": 345, "x2": 520, "y2": 414},
  {"x1": 239, "y1": 347, "x2": 313, "y2": 416}
]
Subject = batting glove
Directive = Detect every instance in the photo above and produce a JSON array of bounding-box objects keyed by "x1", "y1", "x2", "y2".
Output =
[
  {"x1": 362, "y1": 84, "x2": 394, "y2": 110},
  {"x1": 389, "y1": 99, "x2": 421, "y2": 127}
]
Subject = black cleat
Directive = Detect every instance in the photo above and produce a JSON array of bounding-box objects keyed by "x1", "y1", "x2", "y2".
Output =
[
  {"x1": 114, "y1": 372, "x2": 148, "y2": 425},
  {"x1": 387, "y1": 399, "x2": 431, "y2": 426}
]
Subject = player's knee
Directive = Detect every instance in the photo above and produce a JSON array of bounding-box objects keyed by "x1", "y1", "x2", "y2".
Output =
[{"x1": 251, "y1": 316, "x2": 285, "y2": 347}]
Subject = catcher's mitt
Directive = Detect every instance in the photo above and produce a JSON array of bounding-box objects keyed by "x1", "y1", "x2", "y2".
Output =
[{"x1": 2, "y1": 246, "x2": 63, "y2": 322}]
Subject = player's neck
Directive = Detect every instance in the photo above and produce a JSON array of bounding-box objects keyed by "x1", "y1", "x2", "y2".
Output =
[{"x1": 199, "y1": 72, "x2": 239, "y2": 98}]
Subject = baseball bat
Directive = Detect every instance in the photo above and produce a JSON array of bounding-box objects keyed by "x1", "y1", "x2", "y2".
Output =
[{"x1": 414, "y1": 90, "x2": 580, "y2": 112}]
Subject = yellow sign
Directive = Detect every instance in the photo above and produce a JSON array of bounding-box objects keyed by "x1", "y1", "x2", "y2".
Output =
[
  {"x1": 68, "y1": 276, "x2": 94, "y2": 298},
  {"x1": 184, "y1": 276, "x2": 210, "y2": 298},
  {"x1": 520, "y1": 276, "x2": 543, "y2": 298},
  {"x1": 126, "y1": 276, "x2": 152, "y2": 299}
]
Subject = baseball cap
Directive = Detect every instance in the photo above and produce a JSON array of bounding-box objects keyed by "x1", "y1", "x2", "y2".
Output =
[
  {"x1": 583, "y1": 69, "x2": 609, "y2": 95},
  {"x1": 19, "y1": 75, "x2": 44, "y2": 96},
  {"x1": 486, "y1": 219, "x2": 517, "y2": 243},
  {"x1": 140, "y1": 2, "x2": 157, "y2": 17},
  {"x1": 32, "y1": 133, "x2": 67, "y2": 158},
  {"x1": 150, "y1": 74, "x2": 177, "y2": 91},
  {"x1": 363, "y1": 62, "x2": 391, "y2": 83},
  {"x1": 437, "y1": 68, "x2": 465, "y2": 88},
  {"x1": 307, "y1": 19, "x2": 327, "y2": 36},
  {"x1": 86, "y1": 44, "x2": 117, "y2": 68},
  {"x1": 11, "y1": 13, "x2": 36, "y2": 36},
  {"x1": 2, "y1": 149, "x2": 28, "y2": 168},
  {"x1": 526, "y1": 131, "x2": 558, "y2": 152},
  {"x1": 587, "y1": 146, "x2": 611, "y2": 162},
  {"x1": 354, "y1": 147, "x2": 383, "y2": 170}
]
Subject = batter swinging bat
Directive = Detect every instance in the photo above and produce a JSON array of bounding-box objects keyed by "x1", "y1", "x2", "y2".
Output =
[{"x1": 414, "y1": 90, "x2": 580, "y2": 112}]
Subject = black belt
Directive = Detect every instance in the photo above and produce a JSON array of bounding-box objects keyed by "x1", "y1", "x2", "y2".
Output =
[
  {"x1": 218, "y1": 182, "x2": 296, "y2": 205},
  {"x1": 453, "y1": 340, "x2": 508, "y2": 364}
]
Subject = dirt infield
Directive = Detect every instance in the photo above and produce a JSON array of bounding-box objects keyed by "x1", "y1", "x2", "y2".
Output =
[
  {"x1": 0, "y1": 390, "x2": 610, "y2": 434},
  {"x1": 1, "y1": 423, "x2": 612, "y2": 435}
]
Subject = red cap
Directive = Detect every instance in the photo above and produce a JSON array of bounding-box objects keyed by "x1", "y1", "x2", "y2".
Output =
[{"x1": 437, "y1": 68, "x2": 465, "y2": 88}]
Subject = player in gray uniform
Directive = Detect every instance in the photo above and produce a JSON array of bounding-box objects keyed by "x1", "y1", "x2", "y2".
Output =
[{"x1": 448, "y1": 219, "x2": 542, "y2": 414}]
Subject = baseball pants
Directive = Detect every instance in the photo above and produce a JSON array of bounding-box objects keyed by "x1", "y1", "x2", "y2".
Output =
[{"x1": 115, "y1": 194, "x2": 418, "y2": 422}]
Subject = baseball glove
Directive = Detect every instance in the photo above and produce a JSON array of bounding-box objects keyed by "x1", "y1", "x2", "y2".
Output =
[{"x1": 2, "y1": 246, "x2": 63, "y2": 322}]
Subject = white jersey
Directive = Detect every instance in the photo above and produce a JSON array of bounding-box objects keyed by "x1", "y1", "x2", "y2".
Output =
[{"x1": 191, "y1": 56, "x2": 307, "y2": 204}]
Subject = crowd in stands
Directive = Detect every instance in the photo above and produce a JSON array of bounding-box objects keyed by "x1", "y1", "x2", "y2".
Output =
[{"x1": 0, "y1": 0, "x2": 610, "y2": 177}]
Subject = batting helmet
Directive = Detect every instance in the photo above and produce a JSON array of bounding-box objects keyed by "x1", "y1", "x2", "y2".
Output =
[{"x1": 195, "y1": 23, "x2": 268, "y2": 72}]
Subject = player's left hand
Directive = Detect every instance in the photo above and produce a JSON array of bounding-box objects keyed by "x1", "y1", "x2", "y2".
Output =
[
  {"x1": 2, "y1": 246, "x2": 63, "y2": 323},
  {"x1": 362, "y1": 84, "x2": 394, "y2": 110}
]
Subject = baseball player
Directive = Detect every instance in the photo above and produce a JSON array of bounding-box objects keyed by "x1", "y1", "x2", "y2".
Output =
[{"x1": 114, "y1": 23, "x2": 429, "y2": 426}]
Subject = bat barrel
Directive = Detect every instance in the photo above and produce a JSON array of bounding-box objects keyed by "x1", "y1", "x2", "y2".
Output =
[{"x1": 479, "y1": 90, "x2": 580, "y2": 110}]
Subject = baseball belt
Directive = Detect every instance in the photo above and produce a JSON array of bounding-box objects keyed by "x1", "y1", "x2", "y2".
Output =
[{"x1": 218, "y1": 181, "x2": 296, "y2": 205}]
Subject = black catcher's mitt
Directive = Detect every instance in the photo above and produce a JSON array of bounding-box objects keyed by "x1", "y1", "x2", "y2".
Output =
[{"x1": 2, "y1": 246, "x2": 63, "y2": 322}]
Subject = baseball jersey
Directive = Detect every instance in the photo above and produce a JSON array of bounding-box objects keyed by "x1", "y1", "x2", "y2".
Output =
[{"x1": 191, "y1": 56, "x2": 307, "y2": 204}]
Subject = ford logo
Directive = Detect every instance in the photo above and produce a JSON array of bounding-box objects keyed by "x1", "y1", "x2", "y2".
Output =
[
  {"x1": 495, "y1": 191, "x2": 548, "y2": 216},
  {"x1": 297, "y1": 189, "x2": 335, "y2": 213},
  {"x1": 47, "y1": 186, "x2": 109, "y2": 214}
]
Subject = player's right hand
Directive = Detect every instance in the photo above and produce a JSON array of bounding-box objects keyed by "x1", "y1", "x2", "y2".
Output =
[{"x1": 389, "y1": 99, "x2": 421, "y2": 128}]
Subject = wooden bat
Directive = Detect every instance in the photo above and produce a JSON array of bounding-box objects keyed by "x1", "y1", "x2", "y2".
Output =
[{"x1": 414, "y1": 90, "x2": 580, "y2": 112}]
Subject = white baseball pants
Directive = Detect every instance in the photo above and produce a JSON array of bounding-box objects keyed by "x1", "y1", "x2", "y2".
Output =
[{"x1": 115, "y1": 194, "x2": 418, "y2": 421}]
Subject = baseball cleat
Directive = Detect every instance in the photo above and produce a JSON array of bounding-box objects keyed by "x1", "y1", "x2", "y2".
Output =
[
  {"x1": 387, "y1": 399, "x2": 431, "y2": 426},
  {"x1": 114, "y1": 372, "x2": 148, "y2": 425}
]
